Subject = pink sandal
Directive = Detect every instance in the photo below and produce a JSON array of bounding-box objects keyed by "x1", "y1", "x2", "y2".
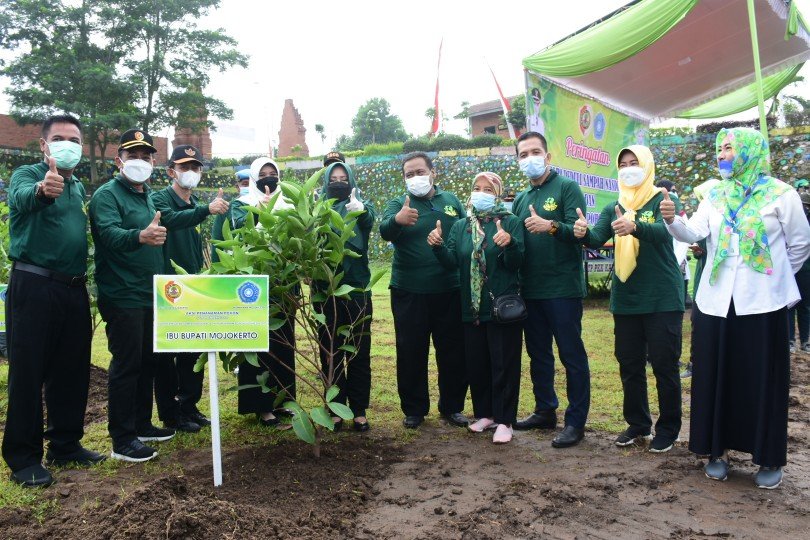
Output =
[
  {"x1": 493, "y1": 424, "x2": 513, "y2": 444},
  {"x1": 468, "y1": 417, "x2": 496, "y2": 433}
]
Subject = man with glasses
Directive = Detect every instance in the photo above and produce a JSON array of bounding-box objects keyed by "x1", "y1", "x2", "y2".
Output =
[{"x1": 380, "y1": 152, "x2": 469, "y2": 429}]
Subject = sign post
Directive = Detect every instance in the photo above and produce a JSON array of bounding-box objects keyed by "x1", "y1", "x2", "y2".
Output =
[{"x1": 154, "y1": 274, "x2": 269, "y2": 487}]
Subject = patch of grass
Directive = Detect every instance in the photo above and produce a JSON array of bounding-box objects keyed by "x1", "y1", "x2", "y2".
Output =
[{"x1": 0, "y1": 264, "x2": 693, "y2": 510}]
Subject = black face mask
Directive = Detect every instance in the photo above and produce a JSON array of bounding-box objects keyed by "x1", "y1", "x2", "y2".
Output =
[
  {"x1": 256, "y1": 177, "x2": 278, "y2": 194},
  {"x1": 327, "y1": 182, "x2": 352, "y2": 201}
]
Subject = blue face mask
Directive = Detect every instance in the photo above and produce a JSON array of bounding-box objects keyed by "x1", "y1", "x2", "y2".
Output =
[
  {"x1": 239, "y1": 187, "x2": 250, "y2": 196},
  {"x1": 718, "y1": 159, "x2": 733, "y2": 180},
  {"x1": 519, "y1": 155, "x2": 547, "y2": 179},
  {"x1": 470, "y1": 191, "x2": 496, "y2": 212}
]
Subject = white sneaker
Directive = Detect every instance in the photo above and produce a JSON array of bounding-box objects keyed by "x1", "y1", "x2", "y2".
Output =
[
  {"x1": 468, "y1": 417, "x2": 496, "y2": 433},
  {"x1": 493, "y1": 424, "x2": 513, "y2": 444}
]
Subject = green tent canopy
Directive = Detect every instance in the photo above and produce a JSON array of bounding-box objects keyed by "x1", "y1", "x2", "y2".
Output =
[{"x1": 522, "y1": 0, "x2": 810, "y2": 122}]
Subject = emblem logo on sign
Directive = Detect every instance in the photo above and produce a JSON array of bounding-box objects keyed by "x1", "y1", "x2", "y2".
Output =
[
  {"x1": 444, "y1": 205, "x2": 458, "y2": 217},
  {"x1": 543, "y1": 197, "x2": 558, "y2": 212},
  {"x1": 593, "y1": 112, "x2": 606, "y2": 141},
  {"x1": 578, "y1": 105, "x2": 592, "y2": 137},
  {"x1": 164, "y1": 280, "x2": 182, "y2": 303},
  {"x1": 0, "y1": 289, "x2": 6, "y2": 302},
  {"x1": 238, "y1": 281, "x2": 260, "y2": 304}
]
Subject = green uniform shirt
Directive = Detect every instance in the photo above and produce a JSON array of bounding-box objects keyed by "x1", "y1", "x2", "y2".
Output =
[
  {"x1": 512, "y1": 171, "x2": 587, "y2": 300},
  {"x1": 692, "y1": 238, "x2": 708, "y2": 296},
  {"x1": 8, "y1": 162, "x2": 88, "y2": 275},
  {"x1": 585, "y1": 192, "x2": 684, "y2": 315},
  {"x1": 89, "y1": 175, "x2": 164, "y2": 308},
  {"x1": 151, "y1": 185, "x2": 210, "y2": 274},
  {"x1": 379, "y1": 187, "x2": 466, "y2": 293},
  {"x1": 434, "y1": 214, "x2": 524, "y2": 323},
  {"x1": 210, "y1": 199, "x2": 245, "y2": 264}
]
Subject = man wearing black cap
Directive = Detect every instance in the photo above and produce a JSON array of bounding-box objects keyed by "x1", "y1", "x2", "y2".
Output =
[
  {"x1": 151, "y1": 145, "x2": 229, "y2": 432},
  {"x1": 89, "y1": 128, "x2": 173, "y2": 462},
  {"x1": 323, "y1": 151, "x2": 346, "y2": 167},
  {"x1": 3, "y1": 114, "x2": 105, "y2": 487}
]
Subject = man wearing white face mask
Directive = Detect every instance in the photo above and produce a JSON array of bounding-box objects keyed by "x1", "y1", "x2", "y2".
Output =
[
  {"x1": 3, "y1": 115, "x2": 106, "y2": 487},
  {"x1": 89, "y1": 128, "x2": 173, "y2": 463},
  {"x1": 151, "y1": 145, "x2": 229, "y2": 433},
  {"x1": 512, "y1": 131, "x2": 591, "y2": 449},
  {"x1": 380, "y1": 151, "x2": 470, "y2": 429}
]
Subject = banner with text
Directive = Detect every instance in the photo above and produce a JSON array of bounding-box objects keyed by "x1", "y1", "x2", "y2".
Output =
[
  {"x1": 525, "y1": 72, "x2": 648, "y2": 224},
  {"x1": 154, "y1": 275, "x2": 269, "y2": 352}
]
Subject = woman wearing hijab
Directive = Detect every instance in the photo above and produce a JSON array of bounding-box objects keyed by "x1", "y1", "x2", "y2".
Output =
[
  {"x1": 428, "y1": 172, "x2": 525, "y2": 444},
  {"x1": 662, "y1": 128, "x2": 810, "y2": 489},
  {"x1": 211, "y1": 156, "x2": 297, "y2": 427},
  {"x1": 578, "y1": 145, "x2": 684, "y2": 453},
  {"x1": 315, "y1": 162, "x2": 376, "y2": 431}
]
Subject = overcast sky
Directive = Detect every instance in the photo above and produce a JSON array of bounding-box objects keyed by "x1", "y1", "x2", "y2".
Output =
[{"x1": 2, "y1": 0, "x2": 810, "y2": 157}]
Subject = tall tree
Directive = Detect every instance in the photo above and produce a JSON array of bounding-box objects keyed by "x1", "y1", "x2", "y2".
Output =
[
  {"x1": 0, "y1": 0, "x2": 139, "y2": 183},
  {"x1": 315, "y1": 124, "x2": 326, "y2": 144},
  {"x1": 348, "y1": 98, "x2": 408, "y2": 147},
  {"x1": 105, "y1": 0, "x2": 249, "y2": 133}
]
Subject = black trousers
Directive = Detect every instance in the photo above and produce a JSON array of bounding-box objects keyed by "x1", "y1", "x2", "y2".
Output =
[
  {"x1": 390, "y1": 288, "x2": 468, "y2": 417},
  {"x1": 464, "y1": 321, "x2": 522, "y2": 425},
  {"x1": 99, "y1": 301, "x2": 159, "y2": 446},
  {"x1": 690, "y1": 303, "x2": 790, "y2": 467},
  {"x1": 316, "y1": 295, "x2": 373, "y2": 417},
  {"x1": 613, "y1": 311, "x2": 683, "y2": 440},
  {"x1": 238, "y1": 318, "x2": 297, "y2": 414},
  {"x1": 155, "y1": 352, "x2": 204, "y2": 421},
  {"x1": 2, "y1": 270, "x2": 92, "y2": 472}
]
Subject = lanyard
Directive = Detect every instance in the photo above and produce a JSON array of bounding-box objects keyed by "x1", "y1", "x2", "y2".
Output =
[{"x1": 724, "y1": 176, "x2": 765, "y2": 231}]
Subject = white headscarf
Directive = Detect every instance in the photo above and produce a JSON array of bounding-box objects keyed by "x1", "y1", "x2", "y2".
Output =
[{"x1": 238, "y1": 156, "x2": 292, "y2": 210}]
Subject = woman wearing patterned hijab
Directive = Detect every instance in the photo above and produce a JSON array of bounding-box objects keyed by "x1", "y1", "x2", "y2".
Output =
[
  {"x1": 428, "y1": 172, "x2": 525, "y2": 444},
  {"x1": 581, "y1": 145, "x2": 685, "y2": 454},
  {"x1": 663, "y1": 127, "x2": 810, "y2": 489}
]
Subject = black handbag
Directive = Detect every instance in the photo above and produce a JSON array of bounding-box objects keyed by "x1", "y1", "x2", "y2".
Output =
[{"x1": 490, "y1": 291, "x2": 527, "y2": 324}]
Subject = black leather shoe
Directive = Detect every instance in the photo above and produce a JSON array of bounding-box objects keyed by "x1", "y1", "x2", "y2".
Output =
[
  {"x1": 187, "y1": 410, "x2": 211, "y2": 427},
  {"x1": 257, "y1": 414, "x2": 279, "y2": 427},
  {"x1": 441, "y1": 412, "x2": 470, "y2": 428},
  {"x1": 514, "y1": 411, "x2": 558, "y2": 430},
  {"x1": 46, "y1": 446, "x2": 107, "y2": 467},
  {"x1": 403, "y1": 415, "x2": 424, "y2": 429},
  {"x1": 164, "y1": 416, "x2": 202, "y2": 433},
  {"x1": 353, "y1": 419, "x2": 370, "y2": 432},
  {"x1": 10, "y1": 464, "x2": 54, "y2": 488},
  {"x1": 551, "y1": 425, "x2": 585, "y2": 448}
]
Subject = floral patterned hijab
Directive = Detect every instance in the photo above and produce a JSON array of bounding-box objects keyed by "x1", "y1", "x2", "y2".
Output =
[{"x1": 707, "y1": 128, "x2": 790, "y2": 285}]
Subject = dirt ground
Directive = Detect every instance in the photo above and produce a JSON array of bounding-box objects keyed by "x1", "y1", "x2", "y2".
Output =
[{"x1": 0, "y1": 358, "x2": 808, "y2": 539}]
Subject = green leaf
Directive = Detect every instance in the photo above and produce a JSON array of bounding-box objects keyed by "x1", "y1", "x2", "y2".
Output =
[
  {"x1": 326, "y1": 385, "x2": 340, "y2": 402},
  {"x1": 244, "y1": 352, "x2": 259, "y2": 367},
  {"x1": 272, "y1": 389, "x2": 288, "y2": 410},
  {"x1": 310, "y1": 406, "x2": 335, "y2": 430},
  {"x1": 216, "y1": 249, "x2": 236, "y2": 270},
  {"x1": 313, "y1": 312, "x2": 326, "y2": 326},
  {"x1": 366, "y1": 268, "x2": 387, "y2": 290},
  {"x1": 280, "y1": 181, "x2": 301, "y2": 200},
  {"x1": 193, "y1": 353, "x2": 207, "y2": 373},
  {"x1": 292, "y1": 411, "x2": 316, "y2": 444},
  {"x1": 283, "y1": 400, "x2": 305, "y2": 415},
  {"x1": 328, "y1": 401, "x2": 354, "y2": 421},
  {"x1": 338, "y1": 344, "x2": 357, "y2": 354},
  {"x1": 268, "y1": 317, "x2": 287, "y2": 331},
  {"x1": 235, "y1": 383, "x2": 261, "y2": 391},
  {"x1": 333, "y1": 284, "x2": 355, "y2": 297},
  {"x1": 170, "y1": 259, "x2": 189, "y2": 275},
  {"x1": 222, "y1": 217, "x2": 233, "y2": 240}
]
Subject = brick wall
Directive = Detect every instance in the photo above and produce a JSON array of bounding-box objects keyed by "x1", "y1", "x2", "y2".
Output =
[
  {"x1": 469, "y1": 112, "x2": 511, "y2": 138},
  {"x1": 277, "y1": 99, "x2": 309, "y2": 158},
  {"x1": 0, "y1": 114, "x2": 168, "y2": 163}
]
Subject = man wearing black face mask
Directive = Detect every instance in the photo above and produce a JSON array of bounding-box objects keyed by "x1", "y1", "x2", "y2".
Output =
[{"x1": 314, "y1": 162, "x2": 376, "y2": 431}]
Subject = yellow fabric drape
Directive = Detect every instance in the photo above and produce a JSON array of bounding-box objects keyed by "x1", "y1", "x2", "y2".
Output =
[{"x1": 614, "y1": 145, "x2": 659, "y2": 282}]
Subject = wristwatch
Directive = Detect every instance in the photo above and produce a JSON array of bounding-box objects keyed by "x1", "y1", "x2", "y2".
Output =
[
  {"x1": 35, "y1": 181, "x2": 46, "y2": 199},
  {"x1": 548, "y1": 220, "x2": 559, "y2": 236}
]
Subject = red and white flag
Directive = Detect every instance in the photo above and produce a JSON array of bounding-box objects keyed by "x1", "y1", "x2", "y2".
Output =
[
  {"x1": 431, "y1": 39, "x2": 443, "y2": 136},
  {"x1": 489, "y1": 63, "x2": 518, "y2": 139}
]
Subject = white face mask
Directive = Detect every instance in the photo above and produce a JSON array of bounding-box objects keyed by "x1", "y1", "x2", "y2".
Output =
[
  {"x1": 618, "y1": 166, "x2": 645, "y2": 188},
  {"x1": 121, "y1": 159, "x2": 153, "y2": 184},
  {"x1": 175, "y1": 169, "x2": 201, "y2": 189},
  {"x1": 405, "y1": 175, "x2": 432, "y2": 197}
]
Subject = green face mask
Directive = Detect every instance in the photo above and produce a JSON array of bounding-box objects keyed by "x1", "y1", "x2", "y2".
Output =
[{"x1": 47, "y1": 140, "x2": 82, "y2": 169}]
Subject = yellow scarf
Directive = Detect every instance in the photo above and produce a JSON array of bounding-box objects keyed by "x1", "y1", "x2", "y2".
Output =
[{"x1": 615, "y1": 145, "x2": 660, "y2": 282}]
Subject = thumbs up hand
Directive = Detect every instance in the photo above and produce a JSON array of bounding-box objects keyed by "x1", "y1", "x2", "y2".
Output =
[
  {"x1": 611, "y1": 205, "x2": 636, "y2": 237},
  {"x1": 659, "y1": 188, "x2": 676, "y2": 224},
  {"x1": 574, "y1": 208, "x2": 589, "y2": 239},
  {"x1": 395, "y1": 195, "x2": 419, "y2": 226},
  {"x1": 208, "y1": 187, "x2": 230, "y2": 215},
  {"x1": 492, "y1": 218, "x2": 512, "y2": 247},
  {"x1": 427, "y1": 219, "x2": 444, "y2": 246},
  {"x1": 40, "y1": 156, "x2": 65, "y2": 199},
  {"x1": 524, "y1": 204, "x2": 552, "y2": 234},
  {"x1": 139, "y1": 211, "x2": 167, "y2": 246},
  {"x1": 345, "y1": 187, "x2": 365, "y2": 213}
]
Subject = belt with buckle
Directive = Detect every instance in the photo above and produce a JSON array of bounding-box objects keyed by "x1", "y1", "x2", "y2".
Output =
[{"x1": 12, "y1": 261, "x2": 87, "y2": 287}]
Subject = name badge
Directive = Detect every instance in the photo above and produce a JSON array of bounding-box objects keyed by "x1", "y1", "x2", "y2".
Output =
[{"x1": 727, "y1": 233, "x2": 740, "y2": 256}]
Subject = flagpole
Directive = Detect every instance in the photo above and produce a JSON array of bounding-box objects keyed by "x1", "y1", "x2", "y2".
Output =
[
  {"x1": 746, "y1": 0, "x2": 769, "y2": 146},
  {"x1": 431, "y1": 39, "x2": 443, "y2": 136}
]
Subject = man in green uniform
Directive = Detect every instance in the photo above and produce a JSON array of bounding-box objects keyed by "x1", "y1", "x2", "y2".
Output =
[
  {"x1": 89, "y1": 129, "x2": 174, "y2": 463},
  {"x1": 380, "y1": 151, "x2": 469, "y2": 429},
  {"x1": 3, "y1": 115, "x2": 105, "y2": 487},
  {"x1": 151, "y1": 145, "x2": 229, "y2": 432},
  {"x1": 512, "y1": 131, "x2": 591, "y2": 448}
]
